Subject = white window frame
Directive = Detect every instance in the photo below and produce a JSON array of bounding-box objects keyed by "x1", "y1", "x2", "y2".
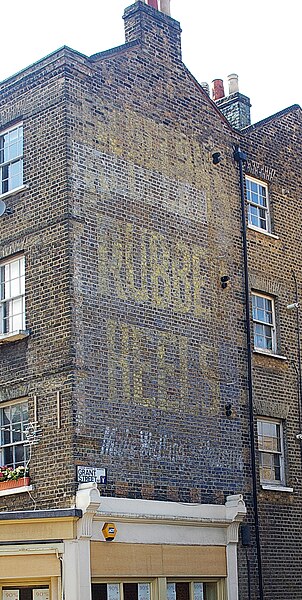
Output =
[
  {"x1": 257, "y1": 418, "x2": 285, "y2": 486},
  {"x1": 0, "y1": 398, "x2": 29, "y2": 469},
  {"x1": 92, "y1": 581, "x2": 153, "y2": 600},
  {"x1": 91, "y1": 579, "x2": 224, "y2": 600},
  {"x1": 246, "y1": 176, "x2": 270, "y2": 233},
  {"x1": 252, "y1": 292, "x2": 276, "y2": 354},
  {"x1": 0, "y1": 123, "x2": 23, "y2": 196},
  {"x1": 167, "y1": 580, "x2": 221, "y2": 600},
  {"x1": 0, "y1": 254, "x2": 25, "y2": 338}
]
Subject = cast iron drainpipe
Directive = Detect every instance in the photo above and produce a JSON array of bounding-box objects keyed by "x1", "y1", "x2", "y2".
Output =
[{"x1": 233, "y1": 145, "x2": 264, "y2": 600}]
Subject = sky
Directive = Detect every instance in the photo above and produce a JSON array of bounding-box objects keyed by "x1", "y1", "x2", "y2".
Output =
[{"x1": 0, "y1": 0, "x2": 300, "y2": 124}]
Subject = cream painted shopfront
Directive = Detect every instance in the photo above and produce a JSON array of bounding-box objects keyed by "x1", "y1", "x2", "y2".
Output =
[{"x1": 0, "y1": 485, "x2": 246, "y2": 600}]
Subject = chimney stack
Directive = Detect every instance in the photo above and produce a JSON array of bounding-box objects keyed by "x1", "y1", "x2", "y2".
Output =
[
  {"x1": 124, "y1": 1, "x2": 181, "y2": 61},
  {"x1": 212, "y1": 79, "x2": 225, "y2": 101},
  {"x1": 213, "y1": 74, "x2": 251, "y2": 129}
]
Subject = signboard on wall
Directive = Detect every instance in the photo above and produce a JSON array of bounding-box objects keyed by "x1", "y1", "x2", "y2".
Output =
[
  {"x1": 2, "y1": 592, "x2": 19, "y2": 600},
  {"x1": 33, "y1": 591, "x2": 49, "y2": 600},
  {"x1": 77, "y1": 466, "x2": 107, "y2": 484}
]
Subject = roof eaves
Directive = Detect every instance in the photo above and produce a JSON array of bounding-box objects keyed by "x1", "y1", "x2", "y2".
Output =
[
  {"x1": 0, "y1": 46, "x2": 88, "y2": 87},
  {"x1": 242, "y1": 104, "x2": 302, "y2": 133},
  {"x1": 90, "y1": 40, "x2": 141, "y2": 62}
]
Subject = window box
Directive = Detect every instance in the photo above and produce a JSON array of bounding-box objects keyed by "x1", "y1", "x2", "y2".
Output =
[{"x1": 0, "y1": 476, "x2": 30, "y2": 491}]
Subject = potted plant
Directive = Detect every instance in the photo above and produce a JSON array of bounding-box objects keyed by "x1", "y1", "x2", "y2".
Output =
[{"x1": 0, "y1": 465, "x2": 29, "y2": 490}]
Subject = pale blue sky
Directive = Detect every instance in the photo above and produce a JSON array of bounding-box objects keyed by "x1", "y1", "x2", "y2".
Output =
[{"x1": 1, "y1": 0, "x2": 300, "y2": 123}]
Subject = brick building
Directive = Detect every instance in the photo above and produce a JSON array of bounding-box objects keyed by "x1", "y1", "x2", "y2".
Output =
[{"x1": 0, "y1": 1, "x2": 301, "y2": 599}]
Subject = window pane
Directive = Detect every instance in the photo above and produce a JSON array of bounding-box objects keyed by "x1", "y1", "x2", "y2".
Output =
[
  {"x1": 12, "y1": 403, "x2": 21, "y2": 423},
  {"x1": 2, "y1": 424, "x2": 11, "y2": 446},
  {"x1": 124, "y1": 584, "x2": 138, "y2": 600},
  {"x1": 167, "y1": 584, "x2": 177, "y2": 600},
  {"x1": 9, "y1": 160, "x2": 23, "y2": 190},
  {"x1": 204, "y1": 583, "x2": 217, "y2": 600},
  {"x1": 92, "y1": 584, "x2": 108, "y2": 600},
  {"x1": 107, "y1": 585, "x2": 120, "y2": 600},
  {"x1": 2, "y1": 591, "x2": 21, "y2": 600},
  {"x1": 15, "y1": 443, "x2": 26, "y2": 465},
  {"x1": 251, "y1": 181, "x2": 258, "y2": 193},
  {"x1": 2, "y1": 406, "x2": 11, "y2": 426},
  {"x1": 193, "y1": 583, "x2": 204, "y2": 600},
  {"x1": 12, "y1": 302, "x2": 25, "y2": 331},
  {"x1": 138, "y1": 584, "x2": 150, "y2": 600},
  {"x1": 21, "y1": 402, "x2": 28, "y2": 424},
  {"x1": 3, "y1": 445, "x2": 14, "y2": 467},
  {"x1": 273, "y1": 454, "x2": 281, "y2": 480},
  {"x1": 10, "y1": 276, "x2": 21, "y2": 298},
  {"x1": 175, "y1": 583, "x2": 190, "y2": 600},
  {"x1": 8, "y1": 140, "x2": 20, "y2": 161},
  {"x1": 1, "y1": 165, "x2": 9, "y2": 194}
]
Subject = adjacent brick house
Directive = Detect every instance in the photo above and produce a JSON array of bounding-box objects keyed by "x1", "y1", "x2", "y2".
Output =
[{"x1": 0, "y1": 2, "x2": 301, "y2": 599}]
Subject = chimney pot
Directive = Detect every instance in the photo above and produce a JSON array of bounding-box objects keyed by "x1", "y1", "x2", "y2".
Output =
[
  {"x1": 228, "y1": 73, "x2": 239, "y2": 95},
  {"x1": 212, "y1": 79, "x2": 225, "y2": 101},
  {"x1": 159, "y1": 0, "x2": 171, "y2": 15},
  {"x1": 201, "y1": 82, "x2": 210, "y2": 96},
  {"x1": 147, "y1": 0, "x2": 159, "y2": 8}
]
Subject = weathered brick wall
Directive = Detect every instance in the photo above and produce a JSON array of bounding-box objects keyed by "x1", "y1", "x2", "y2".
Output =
[
  {"x1": 65, "y1": 2, "x2": 248, "y2": 505},
  {"x1": 216, "y1": 92, "x2": 251, "y2": 130},
  {"x1": 239, "y1": 107, "x2": 302, "y2": 599},
  {"x1": 0, "y1": 6, "x2": 251, "y2": 518},
  {"x1": 3, "y1": 5, "x2": 301, "y2": 599},
  {"x1": 0, "y1": 50, "x2": 77, "y2": 510}
]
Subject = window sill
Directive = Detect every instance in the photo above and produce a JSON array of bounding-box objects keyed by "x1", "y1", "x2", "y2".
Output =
[
  {"x1": 0, "y1": 185, "x2": 28, "y2": 201},
  {"x1": 261, "y1": 484, "x2": 293, "y2": 493},
  {"x1": 0, "y1": 484, "x2": 33, "y2": 497},
  {"x1": 0, "y1": 330, "x2": 30, "y2": 344},
  {"x1": 253, "y1": 349, "x2": 287, "y2": 360},
  {"x1": 247, "y1": 225, "x2": 279, "y2": 239}
]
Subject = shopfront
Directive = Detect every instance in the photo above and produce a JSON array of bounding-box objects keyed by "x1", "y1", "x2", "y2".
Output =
[
  {"x1": 0, "y1": 487, "x2": 246, "y2": 600},
  {"x1": 0, "y1": 510, "x2": 81, "y2": 600},
  {"x1": 78, "y1": 485, "x2": 246, "y2": 600}
]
